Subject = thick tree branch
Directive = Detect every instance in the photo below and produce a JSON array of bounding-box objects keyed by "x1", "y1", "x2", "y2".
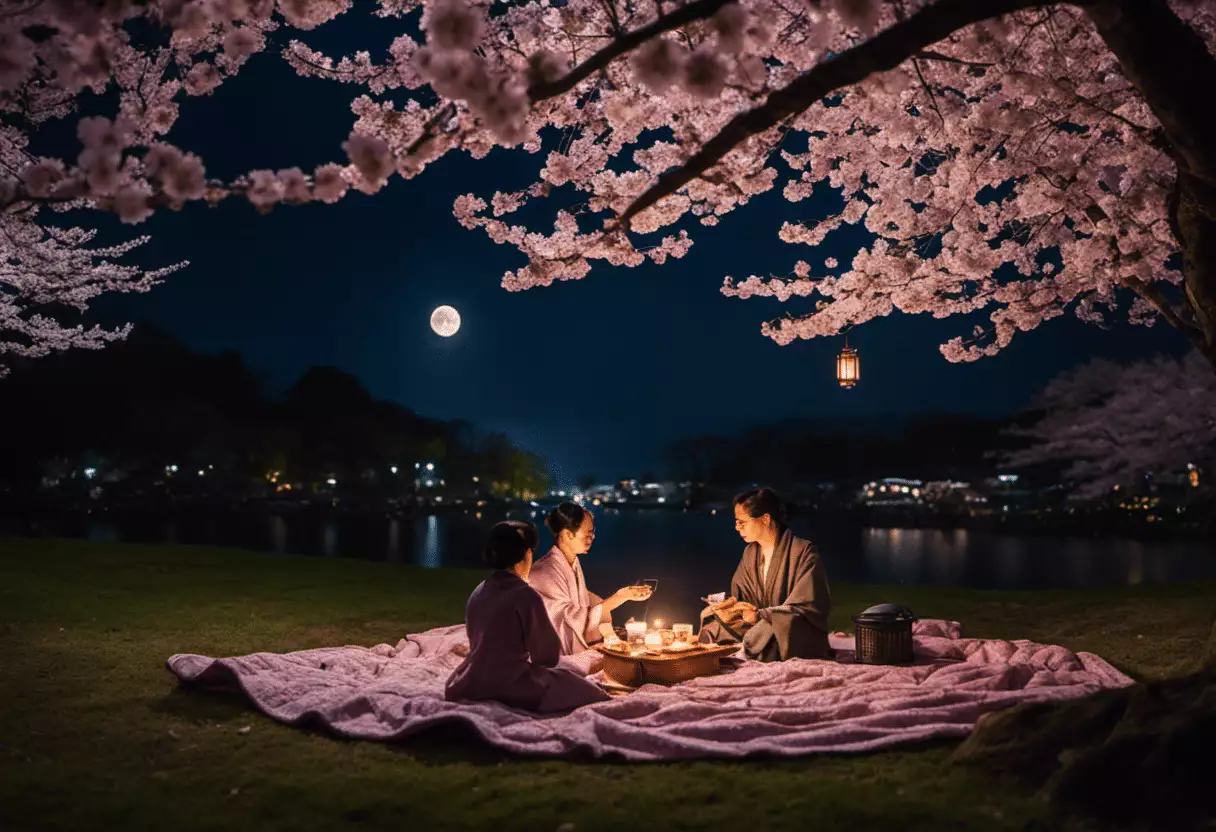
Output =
[
  {"x1": 1087, "y1": 0, "x2": 1216, "y2": 367},
  {"x1": 1123, "y1": 275, "x2": 1206, "y2": 347},
  {"x1": 1086, "y1": 0, "x2": 1216, "y2": 192},
  {"x1": 616, "y1": 0, "x2": 1096, "y2": 228},
  {"x1": 526, "y1": 0, "x2": 732, "y2": 101}
]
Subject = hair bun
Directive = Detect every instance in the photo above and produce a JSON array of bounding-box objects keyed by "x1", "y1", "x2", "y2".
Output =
[
  {"x1": 545, "y1": 501, "x2": 586, "y2": 536},
  {"x1": 482, "y1": 520, "x2": 539, "y2": 570}
]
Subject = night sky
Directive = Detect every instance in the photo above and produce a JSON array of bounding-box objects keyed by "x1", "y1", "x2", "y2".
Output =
[{"x1": 77, "y1": 12, "x2": 1182, "y2": 486}]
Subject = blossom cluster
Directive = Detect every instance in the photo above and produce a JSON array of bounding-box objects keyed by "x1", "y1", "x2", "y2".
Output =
[{"x1": 3, "y1": 0, "x2": 1215, "y2": 370}]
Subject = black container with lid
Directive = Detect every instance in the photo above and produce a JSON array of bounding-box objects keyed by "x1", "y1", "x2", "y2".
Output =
[{"x1": 852, "y1": 604, "x2": 918, "y2": 665}]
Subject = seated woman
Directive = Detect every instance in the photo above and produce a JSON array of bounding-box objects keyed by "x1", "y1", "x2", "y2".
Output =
[
  {"x1": 528, "y1": 501, "x2": 651, "y2": 653},
  {"x1": 445, "y1": 520, "x2": 610, "y2": 713},
  {"x1": 698, "y1": 487, "x2": 832, "y2": 661}
]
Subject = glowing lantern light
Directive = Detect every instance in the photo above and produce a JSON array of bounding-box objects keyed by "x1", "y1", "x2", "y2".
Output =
[{"x1": 836, "y1": 338, "x2": 860, "y2": 389}]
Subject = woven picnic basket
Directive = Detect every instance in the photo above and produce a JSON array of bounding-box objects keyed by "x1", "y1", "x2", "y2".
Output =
[{"x1": 852, "y1": 603, "x2": 918, "y2": 665}]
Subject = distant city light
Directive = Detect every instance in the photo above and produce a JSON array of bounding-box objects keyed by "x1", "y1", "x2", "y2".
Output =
[
  {"x1": 198, "y1": 469, "x2": 205, "y2": 476},
  {"x1": 326, "y1": 477, "x2": 337, "y2": 486},
  {"x1": 657, "y1": 496, "x2": 666, "y2": 503},
  {"x1": 83, "y1": 467, "x2": 97, "y2": 479},
  {"x1": 426, "y1": 480, "x2": 434, "y2": 487},
  {"x1": 390, "y1": 466, "x2": 398, "y2": 474},
  {"x1": 472, "y1": 476, "x2": 479, "y2": 483},
  {"x1": 426, "y1": 462, "x2": 435, "y2": 472}
]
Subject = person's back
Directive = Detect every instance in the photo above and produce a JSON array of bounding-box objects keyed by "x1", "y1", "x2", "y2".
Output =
[
  {"x1": 444, "y1": 520, "x2": 610, "y2": 713},
  {"x1": 446, "y1": 571, "x2": 557, "y2": 708}
]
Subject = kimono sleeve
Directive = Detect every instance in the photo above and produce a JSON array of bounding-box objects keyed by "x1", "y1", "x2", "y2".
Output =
[{"x1": 531, "y1": 559, "x2": 603, "y2": 652}]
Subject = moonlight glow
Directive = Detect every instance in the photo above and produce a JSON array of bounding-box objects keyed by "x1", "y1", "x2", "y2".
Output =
[{"x1": 430, "y1": 306, "x2": 461, "y2": 338}]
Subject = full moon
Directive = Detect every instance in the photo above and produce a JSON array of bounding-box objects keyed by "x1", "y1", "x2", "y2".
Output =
[{"x1": 430, "y1": 305, "x2": 461, "y2": 337}]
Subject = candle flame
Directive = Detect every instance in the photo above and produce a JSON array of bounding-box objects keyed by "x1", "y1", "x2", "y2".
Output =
[{"x1": 653, "y1": 619, "x2": 662, "y2": 628}]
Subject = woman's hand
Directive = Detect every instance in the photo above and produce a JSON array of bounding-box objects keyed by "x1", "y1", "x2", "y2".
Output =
[
  {"x1": 608, "y1": 585, "x2": 652, "y2": 609},
  {"x1": 709, "y1": 600, "x2": 757, "y2": 627},
  {"x1": 700, "y1": 596, "x2": 736, "y2": 621}
]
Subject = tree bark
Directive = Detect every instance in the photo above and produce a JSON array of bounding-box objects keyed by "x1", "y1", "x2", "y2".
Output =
[{"x1": 1088, "y1": 0, "x2": 1216, "y2": 374}]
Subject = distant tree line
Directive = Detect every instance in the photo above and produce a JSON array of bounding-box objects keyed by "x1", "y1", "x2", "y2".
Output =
[{"x1": 0, "y1": 325, "x2": 550, "y2": 500}]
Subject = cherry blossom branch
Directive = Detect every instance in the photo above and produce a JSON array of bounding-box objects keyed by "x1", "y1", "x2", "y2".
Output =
[
  {"x1": 526, "y1": 0, "x2": 733, "y2": 101},
  {"x1": 617, "y1": 0, "x2": 1096, "y2": 228},
  {"x1": 1123, "y1": 275, "x2": 1205, "y2": 347}
]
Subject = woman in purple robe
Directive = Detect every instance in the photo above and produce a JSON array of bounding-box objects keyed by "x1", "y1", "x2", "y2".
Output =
[
  {"x1": 698, "y1": 487, "x2": 833, "y2": 661},
  {"x1": 445, "y1": 520, "x2": 610, "y2": 712},
  {"x1": 528, "y1": 502, "x2": 652, "y2": 654}
]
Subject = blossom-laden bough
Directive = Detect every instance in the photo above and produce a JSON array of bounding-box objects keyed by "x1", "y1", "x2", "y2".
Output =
[{"x1": 3, "y1": 0, "x2": 1215, "y2": 377}]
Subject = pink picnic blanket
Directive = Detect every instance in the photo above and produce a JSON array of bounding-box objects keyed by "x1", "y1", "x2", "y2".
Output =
[{"x1": 166, "y1": 620, "x2": 1133, "y2": 760}]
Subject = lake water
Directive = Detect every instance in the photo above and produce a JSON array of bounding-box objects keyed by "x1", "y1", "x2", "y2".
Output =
[{"x1": 49, "y1": 506, "x2": 1216, "y2": 626}]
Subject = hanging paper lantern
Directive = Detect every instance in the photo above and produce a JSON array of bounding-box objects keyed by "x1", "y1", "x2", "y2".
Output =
[{"x1": 836, "y1": 340, "x2": 860, "y2": 389}]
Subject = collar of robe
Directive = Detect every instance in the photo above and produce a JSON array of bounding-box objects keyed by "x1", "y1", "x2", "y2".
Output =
[{"x1": 753, "y1": 526, "x2": 793, "y2": 603}]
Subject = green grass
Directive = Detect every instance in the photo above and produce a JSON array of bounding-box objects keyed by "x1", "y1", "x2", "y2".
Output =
[{"x1": 1, "y1": 538, "x2": 1212, "y2": 832}]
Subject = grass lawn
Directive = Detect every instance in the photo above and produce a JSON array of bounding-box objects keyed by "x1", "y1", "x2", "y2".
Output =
[{"x1": 2, "y1": 538, "x2": 1213, "y2": 832}]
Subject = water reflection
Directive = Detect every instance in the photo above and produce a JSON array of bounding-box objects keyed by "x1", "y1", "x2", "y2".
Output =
[
  {"x1": 88, "y1": 523, "x2": 117, "y2": 543},
  {"x1": 420, "y1": 514, "x2": 441, "y2": 569},
  {"x1": 387, "y1": 518, "x2": 400, "y2": 563},
  {"x1": 270, "y1": 515, "x2": 287, "y2": 553},
  {"x1": 65, "y1": 509, "x2": 1214, "y2": 592},
  {"x1": 993, "y1": 538, "x2": 1024, "y2": 586},
  {"x1": 1128, "y1": 541, "x2": 1144, "y2": 585}
]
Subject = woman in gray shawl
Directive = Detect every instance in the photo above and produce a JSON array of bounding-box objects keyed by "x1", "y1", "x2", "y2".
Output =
[{"x1": 698, "y1": 487, "x2": 832, "y2": 661}]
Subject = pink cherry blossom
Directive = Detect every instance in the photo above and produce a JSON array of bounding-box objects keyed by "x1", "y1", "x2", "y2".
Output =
[
  {"x1": 1001, "y1": 351, "x2": 1216, "y2": 498},
  {"x1": 312, "y1": 163, "x2": 349, "y2": 203},
  {"x1": 1, "y1": 0, "x2": 1215, "y2": 376},
  {"x1": 184, "y1": 63, "x2": 223, "y2": 95}
]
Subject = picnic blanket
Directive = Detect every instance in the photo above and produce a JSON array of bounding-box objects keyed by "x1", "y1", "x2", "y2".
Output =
[{"x1": 166, "y1": 619, "x2": 1134, "y2": 760}]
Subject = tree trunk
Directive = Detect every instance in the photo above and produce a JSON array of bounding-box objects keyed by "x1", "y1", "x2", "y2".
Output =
[{"x1": 1088, "y1": 0, "x2": 1216, "y2": 373}]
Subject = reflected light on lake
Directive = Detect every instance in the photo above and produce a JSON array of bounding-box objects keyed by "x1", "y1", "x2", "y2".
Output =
[
  {"x1": 62, "y1": 509, "x2": 1215, "y2": 591},
  {"x1": 387, "y1": 518, "x2": 400, "y2": 563},
  {"x1": 421, "y1": 514, "x2": 441, "y2": 569},
  {"x1": 270, "y1": 516, "x2": 287, "y2": 553},
  {"x1": 1128, "y1": 541, "x2": 1144, "y2": 585}
]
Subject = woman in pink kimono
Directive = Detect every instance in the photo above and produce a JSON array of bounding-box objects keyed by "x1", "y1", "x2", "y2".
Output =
[
  {"x1": 445, "y1": 520, "x2": 609, "y2": 712},
  {"x1": 528, "y1": 502, "x2": 652, "y2": 654}
]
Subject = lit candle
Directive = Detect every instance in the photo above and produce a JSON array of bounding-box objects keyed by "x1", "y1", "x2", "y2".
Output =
[
  {"x1": 653, "y1": 619, "x2": 663, "y2": 629},
  {"x1": 625, "y1": 620, "x2": 647, "y2": 649}
]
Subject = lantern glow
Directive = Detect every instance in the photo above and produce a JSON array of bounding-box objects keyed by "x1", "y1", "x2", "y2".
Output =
[{"x1": 836, "y1": 341, "x2": 860, "y2": 389}]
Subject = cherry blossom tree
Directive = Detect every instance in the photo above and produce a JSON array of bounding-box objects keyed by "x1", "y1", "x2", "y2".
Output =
[
  {"x1": 999, "y1": 350, "x2": 1216, "y2": 497},
  {"x1": 3, "y1": 0, "x2": 1216, "y2": 376}
]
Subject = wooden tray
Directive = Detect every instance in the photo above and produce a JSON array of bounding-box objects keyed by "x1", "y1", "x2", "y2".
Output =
[{"x1": 594, "y1": 643, "x2": 739, "y2": 687}]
